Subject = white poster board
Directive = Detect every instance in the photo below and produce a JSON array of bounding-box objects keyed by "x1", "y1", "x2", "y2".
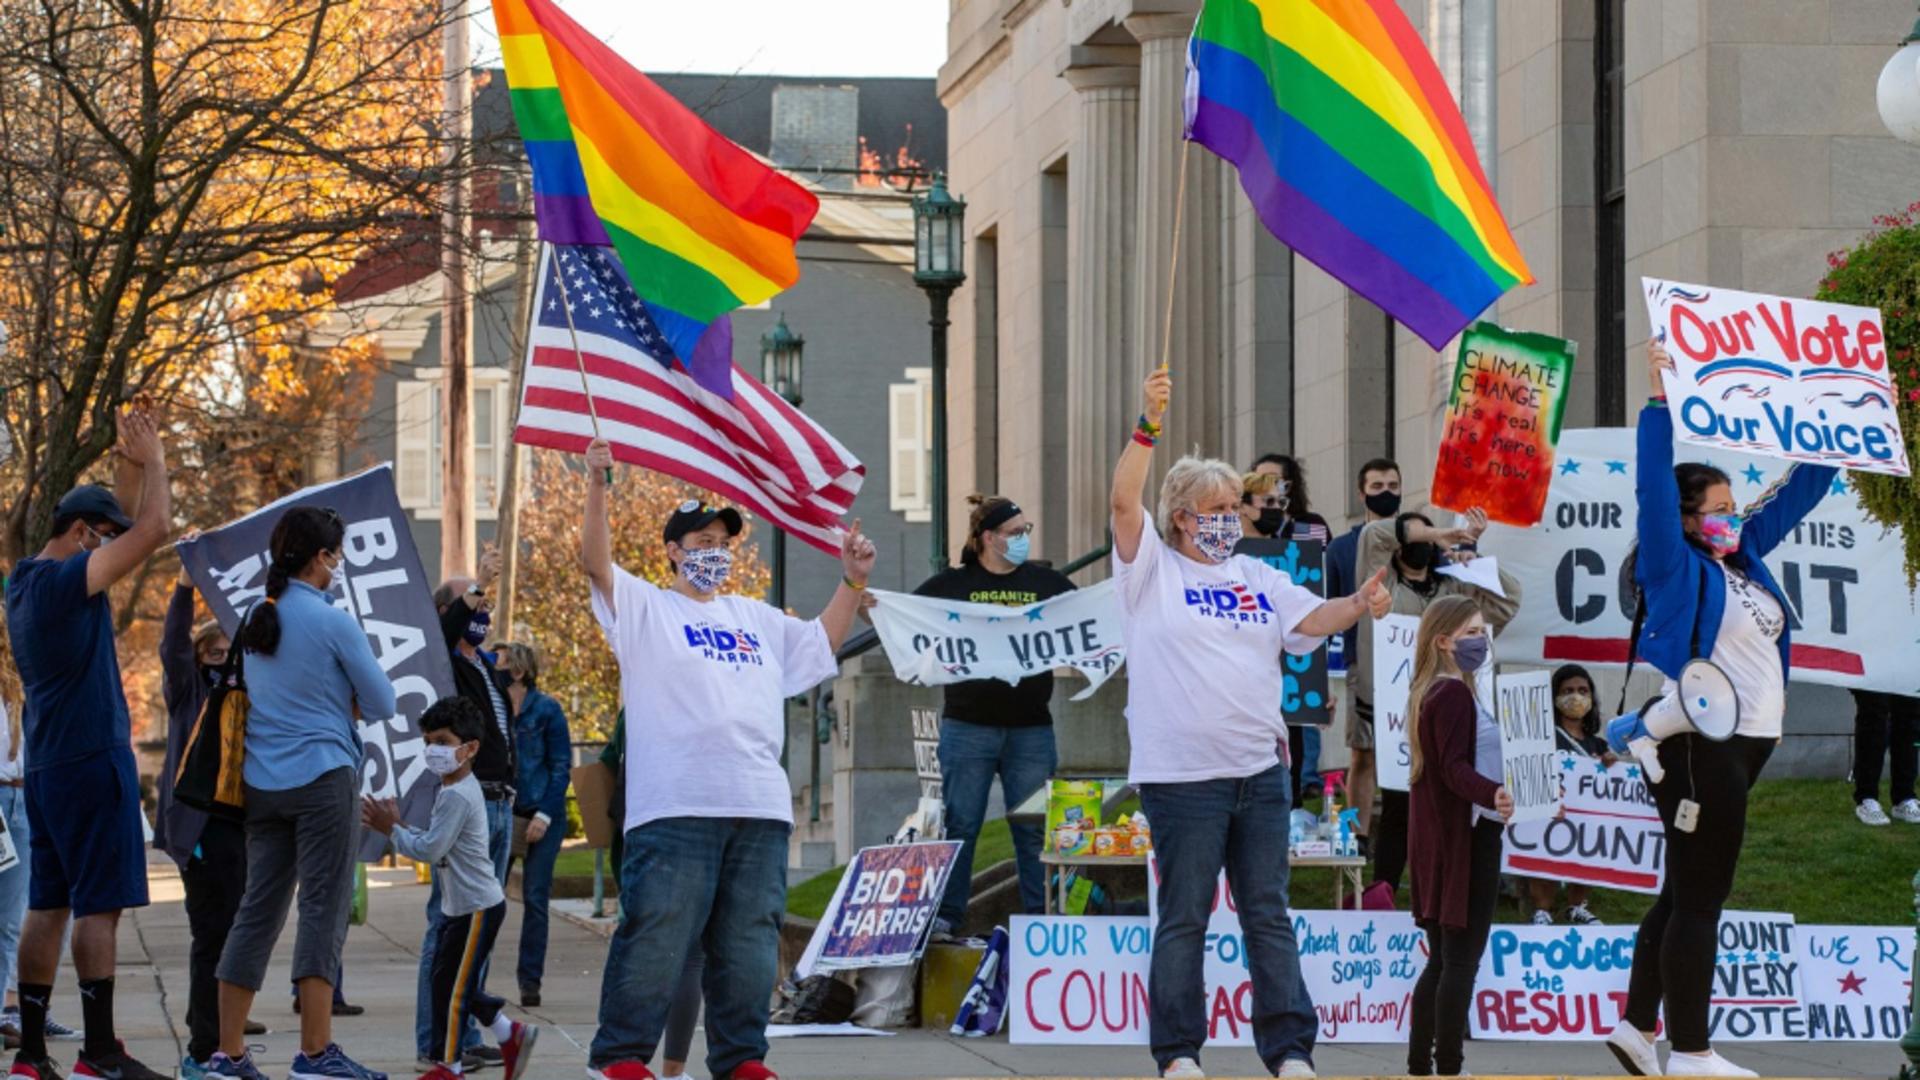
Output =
[
  {"x1": 1494, "y1": 670, "x2": 1559, "y2": 824},
  {"x1": 1799, "y1": 925, "x2": 1916, "y2": 1041},
  {"x1": 1372, "y1": 613, "x2": 1420, "y2": 792},
  {"x1": 1503, "y1": 754, "x2": 1666, "y2": 894}
]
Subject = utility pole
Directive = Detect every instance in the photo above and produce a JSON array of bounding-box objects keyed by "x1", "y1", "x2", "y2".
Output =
[
  {"x1": 495, "y1": 170, "x2": 538, "y2": 638},
  {"x1": 440, "y1": 0, "x2": 475, "y2": 581}
]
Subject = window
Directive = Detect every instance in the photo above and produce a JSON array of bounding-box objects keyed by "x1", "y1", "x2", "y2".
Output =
[
  {"x1": 1594, "y1": 0, "x2": 1627, "y2": 424},
  {"x1": 394, "y1": 368, "x2": 513, "y2": 519},
  {"x1": 889, "y1": 367, "x2": 933, "y2": 523}
]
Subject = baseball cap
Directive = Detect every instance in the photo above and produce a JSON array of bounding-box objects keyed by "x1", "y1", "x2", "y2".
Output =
[
  {"x1": 663, "y1": 499, "x2": 743, "y2": 547},
  {"x1": 54, "y1": 485, "x2": 134, "y2": 533}
]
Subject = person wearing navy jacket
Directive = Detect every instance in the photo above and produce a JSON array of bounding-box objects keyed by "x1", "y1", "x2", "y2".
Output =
[
  {"x1": 500, "y1": 643, "x2": 571, "y2": 1009},
  {"x1": 1606, "y1": 342, "x2": 1837, "y2": 1080}
]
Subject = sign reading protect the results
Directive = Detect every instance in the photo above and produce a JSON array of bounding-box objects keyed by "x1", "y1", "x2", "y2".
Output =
[
  {"x1": 1643, "y1": 278, "x2": 1910, "y2": 476},
  {"x1": 1432, "y1": 322, "x2": 1577, "y2": 526}
]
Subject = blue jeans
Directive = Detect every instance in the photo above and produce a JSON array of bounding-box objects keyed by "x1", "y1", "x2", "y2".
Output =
[
  {"x1": 590, "y1": 817, "x2": 788, "y2": 1078},
  {"x1": 935, "y1": 719, "x2": 1055, "y2": 926},
  {"x1": 515, "y1": 815, "x2": 565, "y2": 989},
  {"x1": 416, "y1": 797, "x2": 513, "y2": 1057},
  {"x1": 1139, "y1": 763, "x2": 1316, "y2": 1074},
  {"x1": 0, "y1": 786, "x2": 29, "y2": 993}
]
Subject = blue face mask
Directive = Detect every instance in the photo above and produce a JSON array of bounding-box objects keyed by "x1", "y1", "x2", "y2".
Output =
[
  {"x1": 1451, "y1": 634, "x2": 1491, "y2": 674},
  {"x1": 1003, "y1": 533, "x2": 1031, "y2": 567},
  {"x1": 464, "y1": 609, "x2": 491, "y2": 647}
]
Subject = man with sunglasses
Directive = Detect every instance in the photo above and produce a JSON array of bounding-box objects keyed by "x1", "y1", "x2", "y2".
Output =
[{"x1": 5, "y1": 408, "x2": 174, "y2": 1080}]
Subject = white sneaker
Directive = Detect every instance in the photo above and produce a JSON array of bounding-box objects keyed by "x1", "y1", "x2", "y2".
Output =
[
  {"x1": 1893, "y1": 799, "x2": 1920, "y2": 824},
  {"x1": 1163, "y1": 1058, "x2": 1206, "y2": 1079},
  {"x1": 1568, "y1": 903, "x2": 1604, "y2": 926},
  {"x1": 1665, "y1": 1049, "x2": 1758, "y2": 1077},
  {"x1": 1275, "y1": 1060, "x2": 1316, "y2": 1079},
  {"x1": 1531, "y1": 908, "x2": 1555, "y2": 926},
  {"x1": 1605, "y1": 1024, "x2": 1662, "y2": 1076},
  {"x1": 1857, "y1": 799, "x2": 1892, "y2": 826}
]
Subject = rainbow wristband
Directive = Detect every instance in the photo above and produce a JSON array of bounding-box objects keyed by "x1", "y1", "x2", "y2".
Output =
[{"x1": 1131, "y1": 430, "x2": 1158, "y2": 449}]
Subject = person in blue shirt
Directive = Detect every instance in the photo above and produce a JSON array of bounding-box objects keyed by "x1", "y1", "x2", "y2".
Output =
[
  {"x1": 500, "y1": 643, "x2": 571, "y2": 1008},
  {"x1": 5, "y1": 407, "x2": 173, "y2": 1080},
  {"x1": 205, "y1": 506, "x2": 396, "y2": 1080}
]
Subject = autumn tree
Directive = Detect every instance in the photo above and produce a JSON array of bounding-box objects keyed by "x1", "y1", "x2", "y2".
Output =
[{"x1": 507, "y1": 449, "x2": 771, "y2": 743}]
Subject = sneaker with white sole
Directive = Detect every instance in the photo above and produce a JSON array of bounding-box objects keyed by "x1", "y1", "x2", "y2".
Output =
[
  {"x1": 1275, "y1": 1059, "x2": 1316, "y2": 1078},
  {"x1": 1531, "y1": 909, "x2": 1555, "y2": 926},
  {"x1": 1162, "y1": 1058, "x2": 1205, "y2": 1079},
  {"x1": 1605, "y1": 1024, "x2": 1661, "y2": 1076},
  {"x1": 1665, "y1": 1049, "x2": 1758, "y2": 1077},
  {"x1": 1858, "y1": 799, "x2": 1892, "y2": 826},
  {"x1": 1893, "y1": 799, "x2": 1920, "y2": 824},
  {"x1": 1567, "y1": 903, "x2": 1604, "y2": 926}
]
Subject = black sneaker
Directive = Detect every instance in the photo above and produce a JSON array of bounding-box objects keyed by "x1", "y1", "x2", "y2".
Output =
[
  {"x1": 518, "y1": 985, "x2": 540, "y2": 1009},
  {"x1": 72, "y1": 1043, "x2": 169, "y2": 1080},
  {"x1": 467, "y1": 1047, "x2": 502, "y2": 1071},
  {"x1": 10, "y1": 1052, "x2": 63, "y2": 1080},
  {"x1": 330, "y1": 1001, "x2": 366, "y2": 1018}
]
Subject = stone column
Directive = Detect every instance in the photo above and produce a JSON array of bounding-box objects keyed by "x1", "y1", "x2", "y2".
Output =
[
  {"x1": 1129, "y1": 9, "x2": 1224, "y2": 476},
  {"x1": 1064, "y1": 56, "x2": 1140, "y2": 566}
]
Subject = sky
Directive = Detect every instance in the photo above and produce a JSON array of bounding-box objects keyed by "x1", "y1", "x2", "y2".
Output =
[{"x1": 473, "y1": 0, "x2": 948, "y2": 78}]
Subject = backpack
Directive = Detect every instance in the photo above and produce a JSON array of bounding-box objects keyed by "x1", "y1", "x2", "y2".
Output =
[{"x1": 173, "y1": 614, "x2": 251, "y2": 819}]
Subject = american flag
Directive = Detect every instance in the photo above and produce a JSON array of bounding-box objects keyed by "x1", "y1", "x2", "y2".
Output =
[{"x1": 513, "y1": 245, "x2": 864, "y2": 556}]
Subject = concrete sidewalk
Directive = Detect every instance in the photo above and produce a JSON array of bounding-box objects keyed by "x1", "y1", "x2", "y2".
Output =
[{"x1": 73, "y1": 857, "x2": 1903, "y2": 1079}]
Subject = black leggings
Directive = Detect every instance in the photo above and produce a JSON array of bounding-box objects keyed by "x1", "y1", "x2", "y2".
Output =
[
  {"x1": 1624, "y1": 734, "x2": 1774, "y2": 1053},
  {"x1": 1372, "y1": 788, "x2": 1410, "y2": 892},
  {"x1": 1407, "y1": 818, "x2": 1503, "y2": 1076}
]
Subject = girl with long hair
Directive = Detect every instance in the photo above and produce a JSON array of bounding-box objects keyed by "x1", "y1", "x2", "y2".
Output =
[{"x1": 1404, "y1": 596, "x2": 1514, "y2": 1077}]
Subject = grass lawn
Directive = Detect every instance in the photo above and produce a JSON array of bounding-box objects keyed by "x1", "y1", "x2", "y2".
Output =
[
  {"x1": 554, "y1": 845, "x2": 606, "y2": 879},
  {"x1": 782, "y1": 779, "x2": 1920, "y2": 926}
]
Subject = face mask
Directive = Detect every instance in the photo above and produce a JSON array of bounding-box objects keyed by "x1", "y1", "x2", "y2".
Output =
[
  {"x1": 1399, "y1": 541, "x2": 1438, "y2": 572},
  {"x1": 463, "y1": 609, "x2": 491, "y2": 647},
  {"x1": 1190, "y1": 513, "x2": 1243, "y2": 564},
  {"x1": 1253, "y1": 507, "x2": 1288, "y2": 538},
  {"x1": 327, "y1": 553, "x2": 346, "y2": 591},
  {"x1": 681, "y1": 547, "x2": 734, "y2": 594},
  {"x1": 1001, "y1": 533, "x2": 1031, "y2": 567},
  {"x1": 1364, "y1": 490, "x2": 1402, "y2": 519},
  {"x1": 423, "y1": 744, "x2": 465, "y2": 777},
  {"x1": 1556, "y1": 692, "x2": 1593, "y2": 720},
  {"x1": 1698, "y1": 512, "x2": 1743, "y2": 556},
  {"x1": 1451, "y1": 634, "x2": 1491, "y2": 674}
]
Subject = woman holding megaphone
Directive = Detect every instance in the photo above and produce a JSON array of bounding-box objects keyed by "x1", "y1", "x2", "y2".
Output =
[{"x1": 1605, "y1": 342, "x2": 1837, "y2": 1079}]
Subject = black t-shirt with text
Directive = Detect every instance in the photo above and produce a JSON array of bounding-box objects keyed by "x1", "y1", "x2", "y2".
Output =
[{"x1": 913, "y1": 560, "x2": 1077, "y2": 727}]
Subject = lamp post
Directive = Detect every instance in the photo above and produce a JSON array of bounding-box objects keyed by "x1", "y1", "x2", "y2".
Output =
[
  {"x1": 912, "y1": 171, "x2": 967, "y2": 574},
  {"x1": 1875, "y1": 22, "x2": 1920, "y2": 1078},
  {"x1": 760, "y1": 314, "x2": 804, "y2": 611}
]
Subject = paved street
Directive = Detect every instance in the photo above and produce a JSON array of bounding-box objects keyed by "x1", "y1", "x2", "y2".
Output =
[{"x1": 69, "y1": 857, "x2": 1897, "y2": 1079}]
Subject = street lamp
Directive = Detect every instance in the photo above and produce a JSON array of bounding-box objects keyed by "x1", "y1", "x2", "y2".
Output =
[
  {"x1": 760, "y1": 314, "x2": 804, "y2": 610},
  {"x1": 912, "y1": 171, "x2": 966, "y2": 573}
]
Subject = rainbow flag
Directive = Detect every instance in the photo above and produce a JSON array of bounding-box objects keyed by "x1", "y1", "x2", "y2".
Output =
[
  {"x1": 1185, "y1": 0, "x2": 1532, "y2": 348},
  {"x1": 493, "y1": 0, "x2": 819, "y2": 379}
]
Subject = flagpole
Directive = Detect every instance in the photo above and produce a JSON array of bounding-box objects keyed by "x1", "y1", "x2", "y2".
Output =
[
  {"x1": 547, "y1": 241, "x2": 614, "y2": 485},
  {"x1": 1157, "y1": 137, "x2": 1193, "y2": 374}
]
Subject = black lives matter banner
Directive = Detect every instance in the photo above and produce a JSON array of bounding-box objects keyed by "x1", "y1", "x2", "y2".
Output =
[{"x1": 177, "y1": 465, "x2": 453, "y2": 856}]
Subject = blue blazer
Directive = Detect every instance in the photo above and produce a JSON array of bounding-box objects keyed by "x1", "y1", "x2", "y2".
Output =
[
  {"x1": 1633, "y1": 405, "x2": 1835, "y2": 681},
  {"x1": 513, "y1": 689, "x2": 573, "y2": 822}
]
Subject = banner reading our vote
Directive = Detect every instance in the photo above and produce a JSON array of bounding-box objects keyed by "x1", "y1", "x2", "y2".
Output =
[
  {"x1": 1644, "y1": 278, "x2": 1909, "y2": 475},
  {"x1": 868, "y1": 579, "x2": 1126, "y2": 701}
]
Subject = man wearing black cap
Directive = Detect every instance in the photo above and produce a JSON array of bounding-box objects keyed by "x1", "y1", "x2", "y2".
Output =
[
  {"x1": 579, "y1": 438, "x2": 876, "y2": 1080},
  {"x1": 5, "y1": 408, "x2": 173, "y2": 1080}
]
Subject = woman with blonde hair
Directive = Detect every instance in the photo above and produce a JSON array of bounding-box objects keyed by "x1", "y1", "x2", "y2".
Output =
[{"x1": 1405, "y1": 595, "x2": 1515, "y2": 1077}]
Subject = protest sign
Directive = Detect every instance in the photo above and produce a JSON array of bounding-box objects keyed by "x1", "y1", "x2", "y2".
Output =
[
  {"x1": 1473, "y1": 922, "x2": 1641, "y2": 1039},
  {"x1": 1483, "y1": 428, "x2": 1920, "y2": 694},
  {"x1": 177, "y1": 466, "x2": 452, "y2": 856},
  {"x1": 1800, "y1": 925, "x2": 1915, "y2": 1042},
  {"x1": 1373, "y1": 613, "x2": 1419, "y2": 791},
  {"x1": 1432, "y1": 323, "x2": 1578, "y2": 526},
  {"x1": 795, "y1": 841, "x2": 961, "y2": 975},
  {"x1": 1236, "y1": 536, "x2": 1330, "y2": 726},
  {"x1": 868, "y1": 579, "x2": 1125, "y2": 701},
  {"x1": 1709, "y1": 912, "x2": 1805, "y2": 1041},
  {"x1": 1644, "y1": 279, "x2": 1909, "y2": 476},
  {"x1": 1503, "y1": 753, "x2": 1664, "y2": 893},
  {"x1": 1495, "y1": 670, "x2": 1560, "y2": 824}
]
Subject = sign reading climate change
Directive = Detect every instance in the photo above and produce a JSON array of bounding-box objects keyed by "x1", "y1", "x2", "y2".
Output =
[
  {"x1": 1432, "y1": 322, "x2": 1577, "y2": 527},
  {"x1": 1483, "y1": 429, "x2": 1920, "y2": 693},
  {"x1": 177, "y1": 466, "x2": 453, "y2": 856},
  {"x1": 868, "y1": 580, "x2": 1126, "y2": 701},
  {"x1": 1644, "y1": 278, "x2": 1910, "y2": 476}
]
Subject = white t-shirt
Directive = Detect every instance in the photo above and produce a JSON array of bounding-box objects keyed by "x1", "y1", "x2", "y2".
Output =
[
  {"x1": 591, "y1": 565, "x2": 838, "y2": 830},
  {"x1": 1686, "y1": 564, "x2": 1786, "y2": 739},
  {"x1": 1112, "y1": 514, "x2": 1327, "y2": 785}
]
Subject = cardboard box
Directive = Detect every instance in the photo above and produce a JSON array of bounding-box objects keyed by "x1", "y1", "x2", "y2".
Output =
[{"x1": 571, "y1": 761, "x2": 616, "y2": 850}]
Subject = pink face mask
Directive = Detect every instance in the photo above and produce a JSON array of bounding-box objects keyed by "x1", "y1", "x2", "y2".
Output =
[{"x1": 1698, "y1": 512, "x2": 1743, "y2": 556}]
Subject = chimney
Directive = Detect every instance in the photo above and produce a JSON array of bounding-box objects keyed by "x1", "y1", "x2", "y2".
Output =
[{"x1": 770, "y1": 84, "x2": 859, "y2": 186}]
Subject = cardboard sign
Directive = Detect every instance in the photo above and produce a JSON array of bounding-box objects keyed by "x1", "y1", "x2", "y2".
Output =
[
  {"x1": 1495, "y1": 670, "x2": 1560, "y2": 824},
  {"x1": 1482, "y1": 429, "x2": 1920, "y2": 692},
  {"x1": 1709, "y1": 912, "x2": 1805, "y2": 1041},
  {"x1": 1644, "y1": 278, "x2": 1909, "y2": 476},
  {"x1": 869, "y1": 580, "x2": 1126, "y2": 701},
  {"x1": 569, "y1": 761, "x2": 616, "y2": 850},
  {"x1": 1474, "y1": 922, "x2": 1642, "y2": 1039},
  {"x1": 796, "y1": 841, "x2": 962, "y2": 975},
  {"x1": 1235, "y1": 536, "x2": 1331, "y2": 726},
  {"x1": 1503, "y1": 754, "x2": 1665, "y2": 894},
  {"x1": 1432, "y1": 323, "x2": 1578, "y2": 525},
  {"x1": 1800, "y1": 925, "x2": 1916, "y2": 1042},
  {"x1": 1373, "y1": 613, "x2": 1420, "y2": 792}
]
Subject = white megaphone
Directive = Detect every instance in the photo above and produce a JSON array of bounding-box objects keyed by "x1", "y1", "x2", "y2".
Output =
[{"x1": 1605, "y1": 659, "x2": 1740, "y2": 783}]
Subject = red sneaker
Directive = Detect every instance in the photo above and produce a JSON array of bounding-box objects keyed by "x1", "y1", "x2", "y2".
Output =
[
  {"x1": 586, "y1": 1063, "x2": 655, "y2": 1080},
  {"x1": 499, "y1": 1021, "x2": 538, "y2": 1080},
  {"x1": 419, "y1": 1067, "x2": 460, "y2": 1080},
  {"x1": 9, "y1": 1056, "x2": 60, "y2": 1080},
  {"x1": 726, "y1": 1063, "x2": 779, "y2": 1080}
]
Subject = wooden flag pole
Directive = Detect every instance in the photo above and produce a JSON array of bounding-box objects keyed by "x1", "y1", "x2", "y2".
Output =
[
  {"x1": 1157, "y1": 138, "x2": 1194, "y2": 374},
  {"x1": 547, "y1": 242, "x2": 614, "y2": 484}
]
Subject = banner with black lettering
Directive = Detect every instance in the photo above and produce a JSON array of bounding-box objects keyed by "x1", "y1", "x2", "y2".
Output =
[
  {"x1": 868, "y1": 580, "x2": 1126, "y2": 700},
  {"x1": 1503, "y1": 754, "x2": 1665, "y2": 893},
  {"x1": 177, "y1": 465, "x2": 453, "y2": 857},
  {"x1": 1482, "y1": 429, "x2": 1920, "y2": 693}
]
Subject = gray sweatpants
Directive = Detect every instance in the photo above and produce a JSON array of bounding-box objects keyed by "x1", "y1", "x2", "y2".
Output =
[{"x1": 216, "y1": 766, "x2": 359, "y2": 990}]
